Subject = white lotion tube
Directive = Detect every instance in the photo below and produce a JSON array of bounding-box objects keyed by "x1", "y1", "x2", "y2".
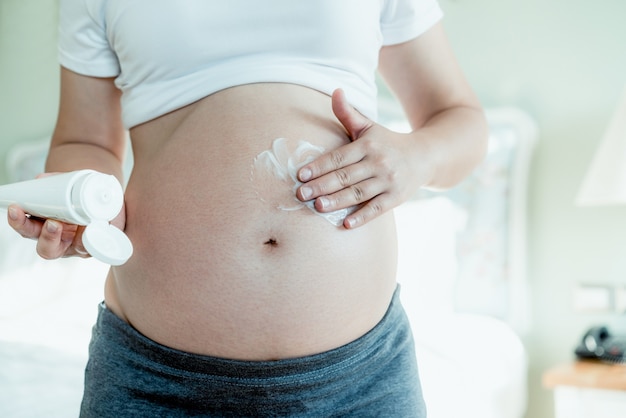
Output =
[
  {"x1": 0, "y1": 170, "x2": 133, "y2": 265},
  {"x1": 0, "y1": 170, "x2": 121, "y2": 225}
]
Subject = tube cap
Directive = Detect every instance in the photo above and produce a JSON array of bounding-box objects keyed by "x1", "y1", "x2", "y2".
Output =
[
  {"x1": 78, "y1": 172, "x2": 124, "y2": 221},
  {"x1": 82, "y1": 221, "x2": 133, "y2": 266}
]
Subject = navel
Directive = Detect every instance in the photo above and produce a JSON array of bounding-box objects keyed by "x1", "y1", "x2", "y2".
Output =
[{"x1": 264, "y1": 238, "x2": 279, "y2": 247}]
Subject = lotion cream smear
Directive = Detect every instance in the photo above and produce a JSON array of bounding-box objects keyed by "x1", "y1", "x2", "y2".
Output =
[{"x1": 251, "y1": 138, "x2": 357, "y2": 226}]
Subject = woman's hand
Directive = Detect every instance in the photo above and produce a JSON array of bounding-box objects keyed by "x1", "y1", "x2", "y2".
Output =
[
  {"x1": 7, "y1": 204, "x2": 127, "y2": 260},
  {"x1": 6, "y1": 174, "x2": 127, "y2": 260},
  {"x1": 297, "y1": 24, "x2": 489, "y2": 230},
  {"x1": 296, "y1": 89, "x2": 431, "y2": 229},
  {"x1": 7, "y1": 205, "x2": 91, "y2": 259}
]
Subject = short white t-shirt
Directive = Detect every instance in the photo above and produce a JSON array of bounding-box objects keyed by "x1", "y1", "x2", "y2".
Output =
[{"x1": 58, "y1": 0, "x2": 443, "y2": 128}]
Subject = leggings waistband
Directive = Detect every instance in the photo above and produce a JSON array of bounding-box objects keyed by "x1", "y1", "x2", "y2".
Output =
[{"x1": 97, "y1": 286, "x2": 405, "y2": 380}]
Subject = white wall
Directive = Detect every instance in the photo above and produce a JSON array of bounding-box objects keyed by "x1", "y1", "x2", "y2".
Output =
[
  {"x1": 0, "y1": 0, "x2": 59, "y2": 184},
  {"x1": 437, "y1": 1, "x2": 626, "y2": 417}
]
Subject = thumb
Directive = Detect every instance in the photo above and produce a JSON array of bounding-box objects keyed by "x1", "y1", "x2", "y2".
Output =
[{"x1": 332, "y1": 89, "x2": 373, "y2": 141}]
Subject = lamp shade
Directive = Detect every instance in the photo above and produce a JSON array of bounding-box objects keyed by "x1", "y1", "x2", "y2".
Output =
[{"x1": 576, "y1": 86, "x2": 626, "y2": 206}]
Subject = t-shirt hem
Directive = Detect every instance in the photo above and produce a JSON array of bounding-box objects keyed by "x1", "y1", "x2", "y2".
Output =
[{"x1": 122, "y1": 68, "x2": 377, "y2": 129}]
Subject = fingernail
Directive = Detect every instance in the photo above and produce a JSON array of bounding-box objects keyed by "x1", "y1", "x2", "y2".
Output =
[
  {"x1": 46, "y1": 220, "x2": 59, "y2": 233},
  {"x1": 318, "y1": 197, "x2": 330, "y2": 210},
  {"x1": 300, "y1": 186, "x2": 313, "y2": 200},
  {"x1": 346, "y1": 217, "x2": 356, "y2": 228},
  {"x1": 299, "y1": 168, "x2": 312, "y2": 182},
  {"x1": 8, "y1": 207, "x2": 18, "y2": 221}
]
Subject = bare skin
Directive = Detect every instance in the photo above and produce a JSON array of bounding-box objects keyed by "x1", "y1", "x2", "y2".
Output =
[{"x1": 7, "y1": 24, "x2": 488, "y2": 361}]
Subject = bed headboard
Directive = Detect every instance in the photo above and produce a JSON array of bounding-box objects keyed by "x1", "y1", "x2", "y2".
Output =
[
  {"x1": 453, "y1": 108, "x2": 537, "y2": 333},
  {"x1": 388, "y1": 107, "x2": 538, "y2": 336}
]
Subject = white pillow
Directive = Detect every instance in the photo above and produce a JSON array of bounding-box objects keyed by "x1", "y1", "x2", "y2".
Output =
[{"x1": 394, "y1": 197, "x2": 466, "y2": 319}]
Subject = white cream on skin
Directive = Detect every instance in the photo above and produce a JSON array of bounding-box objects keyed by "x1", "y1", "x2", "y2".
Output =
[{"x1": 251, "y1": 138, "x2": 356, "y2": 226}]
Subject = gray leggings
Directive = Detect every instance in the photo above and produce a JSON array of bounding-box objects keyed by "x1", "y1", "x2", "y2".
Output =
[{"x1": 80, "y1": 286, "x2": 426, "y2": 417}]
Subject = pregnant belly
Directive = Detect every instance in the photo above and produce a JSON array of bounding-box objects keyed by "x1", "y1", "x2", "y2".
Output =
[{"x1": 106, "y1": 84, "x2": 399, "y2": 360}]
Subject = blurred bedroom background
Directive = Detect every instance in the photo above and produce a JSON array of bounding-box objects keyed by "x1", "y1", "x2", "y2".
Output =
[{"x1": 1, "y1": 1, "x2": 626, "y2": 417}]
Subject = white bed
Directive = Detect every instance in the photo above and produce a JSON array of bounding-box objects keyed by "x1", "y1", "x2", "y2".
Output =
[
  {"x1": 391, "y1": 107, "x2": 537, "y2": 418},
  {"x1": 0, "y1": 107, "x2": 536, "y2": 417}
]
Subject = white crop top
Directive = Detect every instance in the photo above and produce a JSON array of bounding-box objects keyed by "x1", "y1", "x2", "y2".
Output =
[{"x1": 58, "y1": 0, "x2": 443, "y2": 129}]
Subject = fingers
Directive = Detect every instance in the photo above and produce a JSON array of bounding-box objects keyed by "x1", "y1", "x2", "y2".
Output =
[
  {"x1": 297, "y1": 156, "x2": 377, "y2": 203},
  {"x1": 312, "y1": 176, "x2": 382, "y2": 211},
  {"x1": 331, "y1": 89, "x2": 372, "y2": 140},
  {"x1": 296, "y1": 153, "x2": 397, "y2": 230},
  {"x1": 38, "y1": 221, "x2": 87, "y2": 259},
  {"x1": 297, "y1": 89, "x2": 374, "y2": 184},
  {"x1": 296, "y1": 133, "x2": 396, "y2": 206},
  {"x1": 7, "y1": 204, "x2": 87, "y2": 260},
  {"x1": 342, "y1": 194, "x2": 391, "y2": 229},
  {"x1": 298, "y1": 140, "x2": 363, "y2": 183},
  {"x1": 297, "y1": 143, "x2": 367, "y2": 194},
  {"x1": 312, "y1": 176, "x2": 395, "y2": 230},
  {"x1": 295, "y1": 89, "x2": 412, "y2": 229},
  {"x1": 36, "y1": 219, "x2": 71, "y2": 260},
  {"x1": 7, "y1": 205, "x2": 43, "y2": 239}
]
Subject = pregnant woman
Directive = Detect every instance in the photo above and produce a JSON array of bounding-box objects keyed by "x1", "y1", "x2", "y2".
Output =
[{"x1": 7, "y1": 1, "x2": 487, "y2": 416}]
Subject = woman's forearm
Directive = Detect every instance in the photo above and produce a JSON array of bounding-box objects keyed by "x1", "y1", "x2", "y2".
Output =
[
  {"x1": 45, "y1": 141, "x2": 126, "y2": 184},
  {"x1": 411, "y1": 104, "x2": 488, "y2": 191},
  {"x1": 44, "y1": 69, "x2": 126, "y2": 182}
]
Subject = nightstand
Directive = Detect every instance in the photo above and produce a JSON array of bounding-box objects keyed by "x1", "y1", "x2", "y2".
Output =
[{"x1": 543, "y1": 360, "x2": 626, "y2": 418}]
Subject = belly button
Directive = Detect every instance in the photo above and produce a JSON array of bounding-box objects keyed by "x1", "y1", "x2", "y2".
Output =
[{"x1": 264, "y1": 238, "x2": 279, "y2": 247}]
